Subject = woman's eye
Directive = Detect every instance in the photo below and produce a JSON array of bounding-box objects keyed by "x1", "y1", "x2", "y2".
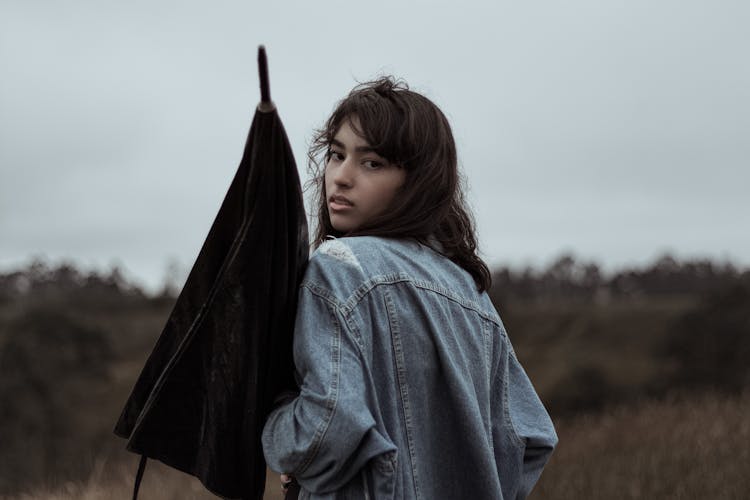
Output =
[
  {"x1": 363, "y1": 160, "x2": 383, "y2": 170},
  {"x1": 327, "y1": 150, "x2": 344, "y2": 162}
]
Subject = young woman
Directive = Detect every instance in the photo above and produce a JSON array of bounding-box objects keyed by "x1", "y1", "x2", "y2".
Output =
[{"x1": 262, "y1": 77, "x2": 557, "y2": 499}]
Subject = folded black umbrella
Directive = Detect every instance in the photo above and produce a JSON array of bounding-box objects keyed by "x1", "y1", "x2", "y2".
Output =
[{"x1": 114, "y1": 46, "x2": 308, "y2": 500}]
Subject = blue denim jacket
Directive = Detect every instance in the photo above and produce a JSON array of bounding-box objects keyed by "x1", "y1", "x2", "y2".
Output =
[{"x1": 262, "y1": 236, "x2": 557, "y2": 499}]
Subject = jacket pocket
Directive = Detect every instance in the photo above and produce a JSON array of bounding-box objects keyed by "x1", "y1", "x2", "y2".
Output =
[{"x1": 367, "y1": 450, "x2": 398, "y2": 499}]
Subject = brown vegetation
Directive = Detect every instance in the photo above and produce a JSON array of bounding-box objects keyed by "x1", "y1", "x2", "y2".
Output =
[
  {"x1": 0, "y1": 254, "x2": 748, "y2": 498},
  {"x1": 532, "y1": 389, "x2": 750, "y2": 499},
  {"x1": 7, "y1": 390, "x2": 747, "y2": 499},
  {"x1": 2, "y1": 458, "x2": 284, "y2": 500}
]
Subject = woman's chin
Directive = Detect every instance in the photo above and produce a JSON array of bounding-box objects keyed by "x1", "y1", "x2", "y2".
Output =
[{"x1": 330, "y1": 217, "x2": 358, "y2": 233}]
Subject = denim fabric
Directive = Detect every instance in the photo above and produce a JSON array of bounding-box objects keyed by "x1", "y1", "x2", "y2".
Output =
[{"x1": 262, "y1": 236, "x2": 557, "y2": 499}]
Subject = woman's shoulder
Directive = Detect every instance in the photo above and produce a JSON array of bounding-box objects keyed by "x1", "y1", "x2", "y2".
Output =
[
  {"x1": 308, "y1": 236, "x2": 429, "y2": 274},
  {"x1": 301, "y1": 237, "x2": 412, "y2": 298},
  {"x1": 304, "y1": 236, "x2": 501, "y2": 324},
  {"x1": 306, "y1": 236, "x2": 397, "y2": 276}
]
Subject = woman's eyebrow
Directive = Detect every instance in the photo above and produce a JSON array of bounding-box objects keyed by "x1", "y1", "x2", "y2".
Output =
[{"x1": 330, "y1": 138, "x2": 376, "y2": 153}]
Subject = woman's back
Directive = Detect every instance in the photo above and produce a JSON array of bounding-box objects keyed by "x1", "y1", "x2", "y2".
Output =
[{"x1": 263, "y1": 236, "x2": 557, "y2": 499}]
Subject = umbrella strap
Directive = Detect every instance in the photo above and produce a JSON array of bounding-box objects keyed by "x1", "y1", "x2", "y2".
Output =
[{"x1": 132, "y1": 455, "x2": 148, "y2": 500}]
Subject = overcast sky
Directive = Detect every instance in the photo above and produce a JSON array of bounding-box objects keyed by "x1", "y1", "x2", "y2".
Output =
[{"x1": 1, "y1": 0, "x2": 748, "y2": 292}]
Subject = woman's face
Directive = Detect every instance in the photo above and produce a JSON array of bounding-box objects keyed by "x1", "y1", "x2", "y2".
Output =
[{"x1": 324, "y1": 117, "x2": 406, "y2": 233}]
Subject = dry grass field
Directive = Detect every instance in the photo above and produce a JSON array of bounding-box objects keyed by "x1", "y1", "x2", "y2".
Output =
[
  {"x1": 2, "y1": 460, "x2": 285, "y2": 500},
  {"x1": 531, "y1": 389, "x2": 750, "y2": 499},
  {"x1": 2, "y1": 263, "x2": 747, "y2": 499},
  {"x1": 6, "y1": 390, "x2": 747, "y2": 500}
]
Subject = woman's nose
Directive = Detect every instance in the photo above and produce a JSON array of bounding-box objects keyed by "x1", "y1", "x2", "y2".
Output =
[{"x1": 332, "y1": 158, "x2": 356, "y2": 186}]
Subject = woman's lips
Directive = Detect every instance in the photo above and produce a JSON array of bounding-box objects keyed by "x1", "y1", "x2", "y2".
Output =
[{"x1": 329, "y1": 195, "x2": 353, "y2": 211}]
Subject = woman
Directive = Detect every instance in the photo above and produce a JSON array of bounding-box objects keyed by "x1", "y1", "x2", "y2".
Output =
[{"x1": 262, "y1": 77, "x2": 557, "y2": 499}]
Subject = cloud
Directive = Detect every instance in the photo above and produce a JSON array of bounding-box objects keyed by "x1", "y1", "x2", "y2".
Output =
[{"x1": 1, "y1": 0, "x2": 748, "y2": 290}]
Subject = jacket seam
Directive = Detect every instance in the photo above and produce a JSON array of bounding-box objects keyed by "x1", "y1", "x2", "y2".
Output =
[
  {"x1": 302, "y1": 274, "x2": 501, "y2": 326},
  {"x1": 502, "y1": 333, "x2": 526, "y2": 449},
  {"x1": 384, "y1": 290, "x2": 422, "y2": 499},
  {"x1": 302, "y1": 282, "x2": 367, "y2": 356},
  {"x1": 300, "y1": 281, "x2": 344, "y2": 308},
  {"x1": 295, "y1": 298, "x2": 343, "y2": 475},
  {"x1": 482, "y1": 319, "x2": 495, "y2": 453}
]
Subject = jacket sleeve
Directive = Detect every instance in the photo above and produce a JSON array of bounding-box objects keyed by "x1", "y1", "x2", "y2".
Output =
[
  {"x1": 505, "y1": 337, "x2": 558, "y2": 498},
  {"x1": 261, "y1": 283, "x2": 396, "y2": 494}
]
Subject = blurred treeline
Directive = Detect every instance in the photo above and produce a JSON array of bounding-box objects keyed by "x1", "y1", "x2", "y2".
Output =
[
  {"x1": 0, "y1": 254, "x2": 749, "y2": 498},
  {"x1": 489, "y1": 254, "x2": 750, "y2": 415}
]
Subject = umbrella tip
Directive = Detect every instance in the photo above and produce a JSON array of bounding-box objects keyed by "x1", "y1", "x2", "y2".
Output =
[{"x1": 257, "y1": 45, "x2": 273, "y2": 110}]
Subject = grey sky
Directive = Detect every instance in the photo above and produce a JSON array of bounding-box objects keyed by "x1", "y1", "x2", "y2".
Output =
[{"x1": 2, "y1": 0, "x2": 748, "y2": 292}]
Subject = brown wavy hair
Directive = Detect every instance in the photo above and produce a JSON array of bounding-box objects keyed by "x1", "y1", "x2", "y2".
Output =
[{"x1": 307, "y1": 76, "x2": 491, "y2": 291}]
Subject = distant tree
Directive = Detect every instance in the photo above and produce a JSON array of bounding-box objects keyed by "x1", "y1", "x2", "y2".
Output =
[
  {"x1": 157, "y1": 257, "x2": 186, "y2": 299},
  {"x1": 489, "y1": 251, "x2": 747, "y2": 304},
  {"x1": 658, "y1": 283, "x2": 750, "y2": 392},
  {"x1": 0, "y1": 259, "x2": 147, "y2": 306},
  {"x1": 0, "y1": 308, "x2": 113, "y2": 493},
  {"x1": 490, "y1": 253, "x2": 604, "y2": 304},
  {"x1": 609, "y1": 254, "x2": 743, "y2": 298}
]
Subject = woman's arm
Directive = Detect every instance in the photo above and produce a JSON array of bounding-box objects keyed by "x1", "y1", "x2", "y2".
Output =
[
  {"x1": 505, "y1": 338, "x2": 558, "y2": 498},
  {"x1": 261, "y1": 284, "x2": 396, "y2": 494}
]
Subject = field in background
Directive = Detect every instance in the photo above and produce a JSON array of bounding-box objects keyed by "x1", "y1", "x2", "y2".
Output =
[
  {"x1": 8, "y1": 390, "x2": 748, "y2": 500},
  {"x1": 4, "y1": 459, "x2": 284, "y2": 500},
  {"x1": 531, "y1": 389, "x2": 750, "y2": 499},
  {"x1": 1, "y1": 256, "x2": 748, "y2": 498}
]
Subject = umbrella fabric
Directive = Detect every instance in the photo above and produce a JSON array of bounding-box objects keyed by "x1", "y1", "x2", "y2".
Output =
[{"x1": 113, "y1": 100, "x2": 308, "y2": 499}]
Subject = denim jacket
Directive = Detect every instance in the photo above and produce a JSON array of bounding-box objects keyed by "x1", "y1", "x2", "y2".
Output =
[{"x1": 262, "y1": 236, "x2": 557, "y2": 499}]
